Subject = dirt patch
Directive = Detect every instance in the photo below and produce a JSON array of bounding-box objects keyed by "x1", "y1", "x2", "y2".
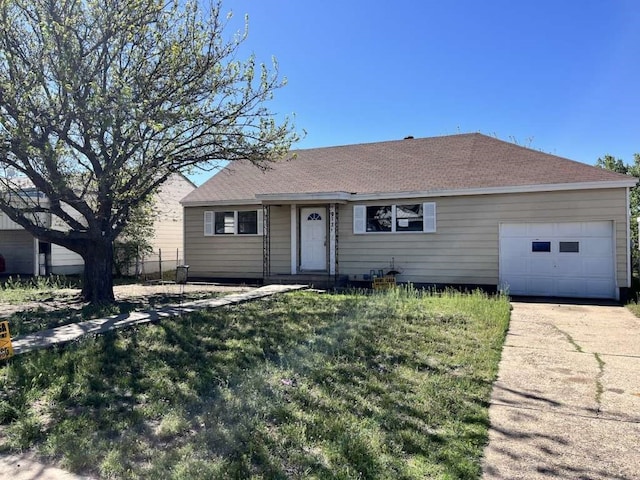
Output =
[{"x1": 0, "y1": 283, "x2": 253, "y2": 319}]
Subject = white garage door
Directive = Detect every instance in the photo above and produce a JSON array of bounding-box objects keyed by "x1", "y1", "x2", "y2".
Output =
[{"x1": 499, "y1": 221, "x2": 616, "y2": 299}]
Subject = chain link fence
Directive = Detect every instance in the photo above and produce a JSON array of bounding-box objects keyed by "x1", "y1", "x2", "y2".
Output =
[{"x1": 114, "y1": 246, "x2": 184, "y2": 281}]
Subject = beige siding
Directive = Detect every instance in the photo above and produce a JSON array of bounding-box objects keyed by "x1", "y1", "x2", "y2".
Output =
[
  {"x1": 269, "y1": 206, "x2": 292, "y2": 274},
  {"x1": 184, "y1": 205, "x2": 263, "y2": 278},
  {"x1": 339, "y1": 189, "x2": 629, "y2": 287},
  {"x1": 142, "y1": 174, "x2": 195, "y2": 272},
  {"x1": 183, "y1": 188, "x2": 629, "y2": 290}
]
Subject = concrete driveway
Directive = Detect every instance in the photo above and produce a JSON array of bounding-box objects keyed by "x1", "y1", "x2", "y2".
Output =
[{"x1": 482, "y1": 300, "x2": 640, "y2": 479}]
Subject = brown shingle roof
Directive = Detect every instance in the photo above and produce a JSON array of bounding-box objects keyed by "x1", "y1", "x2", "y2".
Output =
[{"x1": 182, "y1": 133, "x2": 634, "y2": 204}]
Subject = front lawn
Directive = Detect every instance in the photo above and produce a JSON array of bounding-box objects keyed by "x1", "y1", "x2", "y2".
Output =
[{"x1": 0, "y1": 288, "x2": 510, "y2": 479}]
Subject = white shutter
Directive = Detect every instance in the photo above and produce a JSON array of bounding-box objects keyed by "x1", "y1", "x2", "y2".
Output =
[
  {"x1": 257, "y1": 209, "x2": 264, "y2": 236},
  {"x1": 204, "y1": 211, "x2": 214, "y2": 236},
  {"x1": 353, "y1": 205, "x2": 366, "y2": 234},
  {"x1": 423, "y1": 202, "x2": 436, "y2": 232}
]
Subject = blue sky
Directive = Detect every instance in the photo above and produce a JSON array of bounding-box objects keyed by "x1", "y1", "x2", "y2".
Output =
[{"x1": 191, "y1": 0, "x2": 640, "y2": 185}]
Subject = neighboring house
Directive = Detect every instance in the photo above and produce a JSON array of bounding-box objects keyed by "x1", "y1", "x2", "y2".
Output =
[
  {"x1": 0, "y1": 173, "x2": 194, "y2": 276},
  {"x1": 181, "y1": 133, "x2": 637, "y2": 300}
]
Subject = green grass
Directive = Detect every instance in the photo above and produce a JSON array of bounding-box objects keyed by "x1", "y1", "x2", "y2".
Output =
[
  {"x1": 0, "y1": 275, "x2": 79, "y2": 304},
  {"x1": 0, "y1": 287, "x2": 510, "y2": 479},
  {"x1": 626, "y1": 303, "x2": 640, "y2": 317}
]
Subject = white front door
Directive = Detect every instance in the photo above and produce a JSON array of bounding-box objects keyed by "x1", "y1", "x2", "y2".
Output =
[
  {"x1": 300, "y1": 207, "x2": 326, "y2": 270},
  {"x1": 499, "y1": 221, "x2": 616, "y2": 299}
]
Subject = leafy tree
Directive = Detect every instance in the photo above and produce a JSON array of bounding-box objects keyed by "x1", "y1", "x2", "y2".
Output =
[
  {"x1": 113, "y1": 199, "x2": 155, "y2": 277},
  {"x1": 596, "y1": 153, "x2": 640, "y2": 270},
  {"x1": 0, "y1": 0, "x2": 297, "y2": 303}
]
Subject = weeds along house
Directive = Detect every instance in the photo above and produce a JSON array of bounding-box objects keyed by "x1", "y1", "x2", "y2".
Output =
[
  {"x1": 181, "y1": 133, "x2": 637, "y2": 300},
  {"x1": 0, "y1": 173, "x2": 194, "y2": 276}
]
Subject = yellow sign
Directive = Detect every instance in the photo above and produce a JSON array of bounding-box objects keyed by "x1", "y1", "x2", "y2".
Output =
[
  {"x1": 372, "y1": 276, "x2": 396, "y2": 290},
  {"x1": 0, "y1": 321, "x2": 13, "y2": 360}
]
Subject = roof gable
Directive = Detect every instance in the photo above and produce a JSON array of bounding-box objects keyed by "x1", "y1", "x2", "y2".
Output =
[{"x1": 182, "y1": 133, "x2": 636, "y2": 204}]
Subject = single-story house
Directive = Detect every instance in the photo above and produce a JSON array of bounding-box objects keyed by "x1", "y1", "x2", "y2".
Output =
[
  {"x1": 181, "y1": 133, "x2": 637, "y2": 300},
  {"x1": 0, "y1": 173, "x2": 195, "y2": 276}
]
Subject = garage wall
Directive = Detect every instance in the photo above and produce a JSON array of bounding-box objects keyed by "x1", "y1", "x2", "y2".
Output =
[
  {"x1": 338, "y1": 188, "x2": 629, "y2": 288},
  {"x1": 49, "y1": 244, "x2": 84, "y2": 275},
  {"x1": 0, "y1": 230, "x2": 34, "y2": 274}
]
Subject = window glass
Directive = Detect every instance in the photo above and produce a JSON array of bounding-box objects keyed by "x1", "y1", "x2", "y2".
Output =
[
  {"x1": 532, "y1": 241, "x2": 551, "y2": 252},
  {"x1": 238, "y1": 211, "x2": 258, "y2": 234},
  {"x1": 215, "y1": 211, "x2": 235, "y2": 234},
  {"x1": 396, "y1": 204, "x2": 423, "y2": 231},
  {"x1": 559, "y1": 241, "x2": 579, "y2": 253},
  {"x1": 366, "y1": 206, "x2": 392, "y2": 232}
]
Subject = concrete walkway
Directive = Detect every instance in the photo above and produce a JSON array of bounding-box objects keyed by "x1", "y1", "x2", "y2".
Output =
[
  {"x1": 482, "y1": 300, "x2": 640, "y2": 479},
  {"x1": 11, "y1": 283, "x2": 307, "y2": 356}
]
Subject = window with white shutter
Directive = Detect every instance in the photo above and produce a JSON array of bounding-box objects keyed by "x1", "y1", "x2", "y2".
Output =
[
  {"x1": 423, "y1": 202, "x2": 436, "y2": 233},
  {"x1": 204, "y1": 211, "x2": 214, "y2": 236},
  {"x1": 353, "y1": 202, "x2": 436, "y2": 233},
  {"x1": 353, "y1": 205, "x2": 366, "y2": 234},
  {"x1": 204, "y1": 210, "x2": 263, "y2": 236}
]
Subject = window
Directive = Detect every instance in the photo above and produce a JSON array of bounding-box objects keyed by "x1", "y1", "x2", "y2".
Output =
[
  {"x1": 215, "y1": 211, "x2": 235, "y2": 234},
  {"x1": 559, "y1": 241, "x2": 579, "y2": 253},
  {"x1": 238, "y1": 211, "x2": 258, "y2": 234},
  {"x1": 366, "y1": 206, "x2": 392, "y2": 232},
  {"x1": 396, "y1": 204, "x2": 423, "y2": 231},
  {"x1": 532, "y1": 241, "x2": 551, "y2": 252},
  {"x1": 354, "y1": 203, "x2": 436, "y2": 234},
  {"x1": 204, "y1": 210, "x2": 263, "y2": 236}
]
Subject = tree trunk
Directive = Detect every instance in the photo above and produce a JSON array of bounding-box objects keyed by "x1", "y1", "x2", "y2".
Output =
[{"x1": 81, "y1": 238, "x2": 115, "y2": 304}]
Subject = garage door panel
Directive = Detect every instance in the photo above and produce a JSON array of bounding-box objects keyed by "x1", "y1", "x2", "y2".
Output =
[
  {"x1": 502, "y1": 257, "x2": 527, "y2": 275},
  {"x1": 556, "y1": 223, "x2": 583, "y2": 236},
  {"x1": 529, "y1": 257, "x2": 554, "y2": 275},
  {"x1": 527, "y1": 223, "x2": 554, "y2": 236},
  {"x1": 556, "y1": 278, "x2": 584, "y2": 297},
  {"x1": 555, "y1": 257, "x2": 583, "y2": 275},
  {"x1": 584, "y1": 258, "x2": 613, "y2": 276},
  {"x1": 500, "y1": 221, "x2": 615, "y2": 299},
  {"x1": 504, "y1": 276, "x2": 527, "y2": 294},
  {"x1": 501, "y1": 223, "x2": 528, "y2": 237},
  {"x1": 583, "y1": 221, "x2": 612, "y2": 236},
  {"x1": 526, "y1": 277, "x2": 554, "y2": 296},
  {"x1": 584, "y1": 238, "x2": 613, "y2": 256},
  {"x1": 586, "y1": 279, "x2": 614, "y2": 298}
]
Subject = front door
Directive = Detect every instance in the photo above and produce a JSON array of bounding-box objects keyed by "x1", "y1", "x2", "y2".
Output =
[{"x1": 300, "y1": 207, "x2": 327, "y2": 270}]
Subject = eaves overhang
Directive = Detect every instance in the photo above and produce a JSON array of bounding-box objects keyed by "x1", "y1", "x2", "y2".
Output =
[
  {"x1": 181, "y1": 179, "x2": 638, "y2": 207},
  {"x1": 180, "y1": 198, "x2": 261, "y2": 207},
  {"x1": 350, "y1": 179, "x2": 639, "y2": 201},
  {"x1": 255, "y1": 191, "x2": 352, "y2": 205}
]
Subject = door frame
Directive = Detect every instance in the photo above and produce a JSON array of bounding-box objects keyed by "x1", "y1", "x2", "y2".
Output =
[{"x1": 299, "y1": 206, "x2": 328, "y2": 271}]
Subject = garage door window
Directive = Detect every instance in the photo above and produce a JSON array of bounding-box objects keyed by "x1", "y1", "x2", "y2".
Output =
[
  {"x1": 532, "y1": 241, "x2": 551, "y2": 252},
  {"x1": 559, "y1": 241, "x2": 579, "y2": 253}
]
